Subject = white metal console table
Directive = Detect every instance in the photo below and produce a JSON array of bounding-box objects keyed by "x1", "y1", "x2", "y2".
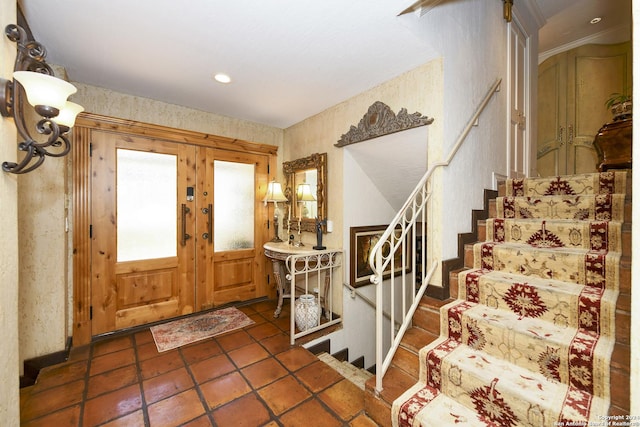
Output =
[{"x1": 263, "y1": 242, "x2": 342, "y2": 344}]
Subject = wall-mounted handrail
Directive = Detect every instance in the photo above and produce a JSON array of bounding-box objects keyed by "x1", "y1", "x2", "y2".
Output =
[
  {"x1": 342, "y1": 282, "x2": 401, "y2": 328},
  {"x1": 369, "y1": 77, "x2": 502, "y2": 394}
]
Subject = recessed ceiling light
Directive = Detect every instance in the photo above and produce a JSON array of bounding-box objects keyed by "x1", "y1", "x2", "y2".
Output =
[
  {"x1": 590, "y1": 17, "x2": 602, "y2": 24},
  {"x1": 214, "y1": 73, "x2": 232, "y2": 84}
]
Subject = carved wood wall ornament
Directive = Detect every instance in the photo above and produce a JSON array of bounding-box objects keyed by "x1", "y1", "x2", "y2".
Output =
[{"x1": 335, "y1": 101, "x2": 434, "y2": 147}]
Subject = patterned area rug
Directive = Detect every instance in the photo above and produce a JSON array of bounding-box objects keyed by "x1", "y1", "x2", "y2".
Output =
[
  {"x1": 393, "y1": 171, "x2": 626, "y2": 426},
  {"x1": 150, "y1": 307, "x2": 254, "y2": 352}
]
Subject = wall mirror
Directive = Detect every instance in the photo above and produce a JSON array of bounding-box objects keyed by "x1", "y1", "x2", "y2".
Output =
[{"x1": 283, "y1": 152, "x2": 327, "y2": 233}]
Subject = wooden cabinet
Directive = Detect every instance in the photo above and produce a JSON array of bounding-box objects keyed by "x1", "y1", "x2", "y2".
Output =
[
  {"x1": 593, "y1": 118, "x2": 632, "y2": 171},
  {"x1": 537, "y1": 42, "x2": 632, "y2": 176}
]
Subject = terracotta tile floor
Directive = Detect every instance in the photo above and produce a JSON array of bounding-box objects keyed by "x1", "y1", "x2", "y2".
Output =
[{"x1": 20, "y1": 300, "x2": 379, "y2": 427}]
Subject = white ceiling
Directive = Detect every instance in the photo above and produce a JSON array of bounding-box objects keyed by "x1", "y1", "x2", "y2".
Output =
[
  {"x1": 536, "y1": 0, "x2": 631, "y2": 58},
  {"x1": 18, "y1": 0, "x2": 631, "y2": 129}
]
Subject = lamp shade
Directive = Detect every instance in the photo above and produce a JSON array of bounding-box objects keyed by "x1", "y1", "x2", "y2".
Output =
[
  {"x1": 296, "y1": 183, "x2": 316, "y2": 201},
  {"x1": 53, "y1": 101, "x2": 84, "y2": 128},
  {"x1": 263, "y1": 181, "x2": 287, "y2": 202},
  {"x1": 13, "y1": 71, "x2": 77, "y2": 110}
]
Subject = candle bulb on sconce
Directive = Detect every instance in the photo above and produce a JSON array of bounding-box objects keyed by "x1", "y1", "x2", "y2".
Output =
[
  {"x1": 294, "y1": 216, "x2": 304, "y2": 247},
  {"x1": 286, "y1": 202, "x2": 291, "y2": 239}
]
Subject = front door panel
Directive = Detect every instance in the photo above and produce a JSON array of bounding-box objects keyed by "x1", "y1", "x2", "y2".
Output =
[
  {"x1": 195, "y1": 148, "x2": 269, "y2": 309},
  {"x1": 91, "y1": 131, "x2": 196, "y2": 335}
]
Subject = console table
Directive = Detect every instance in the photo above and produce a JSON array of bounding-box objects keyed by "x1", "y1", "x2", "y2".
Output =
[{"x1": 263, "y1": 241, "x2": 342, "y2": 343}]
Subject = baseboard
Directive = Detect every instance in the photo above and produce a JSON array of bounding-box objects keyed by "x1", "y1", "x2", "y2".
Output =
[{"x1": 20, "y1": 336, "x2": 73, "y2": 388}]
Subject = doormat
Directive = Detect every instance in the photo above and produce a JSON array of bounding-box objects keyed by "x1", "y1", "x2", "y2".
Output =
[{"x1": 150, "y1": 307, "x2": 255, "y2": 352}]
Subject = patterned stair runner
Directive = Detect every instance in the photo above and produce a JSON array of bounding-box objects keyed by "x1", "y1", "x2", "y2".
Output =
[{"x1": 392, "y1": 171, "x2": 626, "y2": 426}]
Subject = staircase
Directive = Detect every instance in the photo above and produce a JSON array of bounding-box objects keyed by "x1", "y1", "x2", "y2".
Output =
[{"x1": 364, "y1": 171, "x2": 631, "y2": 426}]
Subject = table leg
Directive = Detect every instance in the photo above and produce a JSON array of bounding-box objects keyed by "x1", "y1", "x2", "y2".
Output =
[
  {"x1": 271, "y1": 259, "x2": 286, "y2": 318},
  {"x1": 322, "y1": 271, "x2": 331, "y2": 319}
]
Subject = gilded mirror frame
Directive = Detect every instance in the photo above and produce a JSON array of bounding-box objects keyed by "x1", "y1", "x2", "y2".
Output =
[{"x1": 283, "y1": 152, "x2": 327, "y2": 233}]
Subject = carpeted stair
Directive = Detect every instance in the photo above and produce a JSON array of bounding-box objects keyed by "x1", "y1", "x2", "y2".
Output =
[{"x1": 392, "y1": 171, "x2": 627, "y2": 426}]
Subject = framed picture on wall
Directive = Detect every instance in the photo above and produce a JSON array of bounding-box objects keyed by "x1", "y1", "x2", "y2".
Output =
[{"x1": 349, "y1": 225, "x2": 411, "y2": 287}]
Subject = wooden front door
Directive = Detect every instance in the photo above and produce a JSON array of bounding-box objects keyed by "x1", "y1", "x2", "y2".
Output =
[
  {"x1": 195, "y1": 148, "x2": 270, "y2": 310},
  {"x1": 91, "y1": 131, "x2": 196, "y2": 334},
  {"x1": 90, "y1": 131, "x2": 269, "y2": 335}
]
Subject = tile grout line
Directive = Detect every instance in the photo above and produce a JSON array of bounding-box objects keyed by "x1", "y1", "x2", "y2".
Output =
[
  {"x1": 132, "y1": 332, "x2": 152, "y2": 427},
  {"x1": 216, "y1": 312, "x2": 284, "y2": 425},
  {"x1": 177, "y1": 339, "x2": 219, "y2": 426},
  {"x1": 78, "y1": 342, "x2": 94, "y2": 427}
]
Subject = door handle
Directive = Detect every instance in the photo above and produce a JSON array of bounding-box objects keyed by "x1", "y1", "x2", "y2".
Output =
[
  {"x1": 568, "y1": 125, "x2": 574, "y2": 145},
  {"x1": 181, "y1": 204, "x2": 191, "y2": 246},
  {"x1": 558, "y1": 126, "x2": 564, "y2": 146},
  {"x1": 202, "y1": 204, "x2": 213, "y2": 243}
]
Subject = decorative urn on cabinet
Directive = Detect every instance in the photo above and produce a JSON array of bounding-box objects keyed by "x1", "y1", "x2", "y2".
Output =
[{"x1": 593, "y1": 94, "x2": 632, "y2": 171}]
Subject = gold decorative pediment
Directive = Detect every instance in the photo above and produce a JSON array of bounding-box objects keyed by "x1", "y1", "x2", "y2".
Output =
[{"x1": 335, "y1": 101, "x2": 433, "y2": 147}]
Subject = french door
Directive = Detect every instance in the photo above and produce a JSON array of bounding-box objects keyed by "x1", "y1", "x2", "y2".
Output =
[
  {"x1": 507, "y1": 17, "x2": 529, "y2": 178},
  {"x1": 194, "y1": 147, "x2": 270, "y2": 312},
  {"x1": 90, "y1": 130, "x2": 269, "y2": 335}
]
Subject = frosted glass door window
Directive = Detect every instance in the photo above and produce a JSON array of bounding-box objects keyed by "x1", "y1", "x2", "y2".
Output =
[
  {"x1": 214, "y1": 160, "x2": 255, "y2": 251},
  {"x1": 117, "y1": 149, "x2": 177, "y2": 262}
]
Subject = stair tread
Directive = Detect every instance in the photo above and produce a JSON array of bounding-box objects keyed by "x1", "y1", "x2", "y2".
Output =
[
  {"x1": 459, "y1": 268, "x2": 620, "y2": 298},
  {"x1": 392, "y1": 353, "x2": 608, "y2": 426},
  {"x1": 391, "y1": 346, "x2": 420, "y2": 380},
  {"x1": 400, "y1": 327, "x2": 438, "y2": 354},
  {"x1": 501, "y1": 171, "x2": 628, "y2": 197},
  {"x1": 473, "y1": 240, "x2": 622, "y2": 256},
  {"x1": 419, "y1": 295, "x2": 454, "y2": 309},
  {"x1": 372, "y1": 366, "x2": 417, "y2": 404},
  {"x1": 416, "y1": 337, "x2": 610, "y2": 420},
  {"x1": 441, "y1": 299, "x2": 616, "y2": 368},
  {"x1": 393, "y1": 383, "x2": 495, "y2": 426},
  {"x1": 495, "y1": 194, "x2": 626, "y2": 222},
  {"x1": 484, "y1": 218, "x2": 624, "y2": 253},
  {"x1": 456, "y1": 268, "x2": 619, "y2": 337},
  {"x1": 465, "y1": 240, "x2": 623, "y2": 255},
  {"x1": 470, "y1": 241, "x2": 621, "y2": 288}
]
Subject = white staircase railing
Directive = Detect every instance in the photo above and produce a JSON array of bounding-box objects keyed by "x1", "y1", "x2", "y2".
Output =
[{"x1": 369, "y1": 78, "x2": 502, "y2": 393}]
